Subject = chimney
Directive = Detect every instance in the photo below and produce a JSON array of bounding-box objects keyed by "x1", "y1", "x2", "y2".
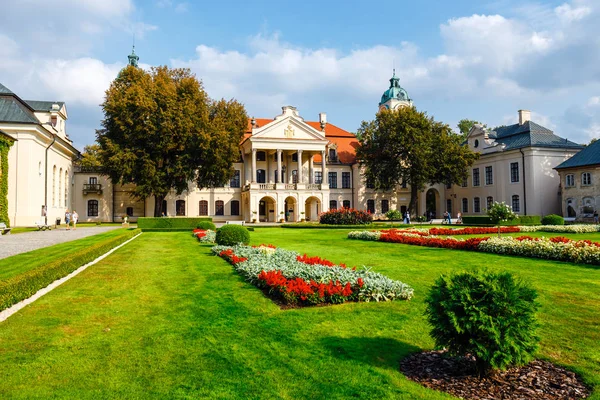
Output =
[
  {"x1": 251, "y1": 117, "x2": 256, "y2": 128},
  {"x1": 319, "y1": 112, "x2": 327, "y2": 130},
  {"x1": 518, "y1": 109, "x2": 531, "y2": 125}
]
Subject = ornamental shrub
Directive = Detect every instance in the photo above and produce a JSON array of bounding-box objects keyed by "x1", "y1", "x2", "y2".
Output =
[
  {"x1": 385, "y1": 210, "x2": 403, "y2": 221},
  {"x1": 196, "y1": 221, "x2": 217, "y2": 230},
  {"x1": 319, "y1": 208, "x2": 373, "y2": 225},
  {"x1": 216, "y1": 225, "x2": 250, "y2": 246},
  {"x1": 541, "y1": 214, "x2": 564, "y2": 226},
  {"x1": 424, "y1": 270, "x2": 540, "y2": 377}
]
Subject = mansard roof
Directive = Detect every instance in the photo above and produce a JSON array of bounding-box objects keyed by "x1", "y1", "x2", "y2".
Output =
[
  {"x1": 555, "y1": 139, "x2": 600, "y2": 169},
  {"x1": 0, "y1": 97, "x2": 39, "y2": 124},
  {"x1": 25, "y1": 100, "x2": 66, "y2": 112},
  {"x1": 490, "y1": 121, "x2": 582, "y2": 151}
]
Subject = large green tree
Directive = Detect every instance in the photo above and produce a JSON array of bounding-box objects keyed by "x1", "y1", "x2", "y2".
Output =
[
  {"x1": 78, "y1": 144, "x2": 102, "y2": 169},
  {"x1": 356, "y1": 107, "x2": 479, "y2": 215},
  {"x1": 456, "y1": 118, "x2": 486, "y2": 141},
  {"x1": 97, "y1": 65, "x2": 247, "y2": 216}
]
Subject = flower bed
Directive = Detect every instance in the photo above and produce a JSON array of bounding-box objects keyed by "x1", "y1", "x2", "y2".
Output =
[
  {"x1": 348, "y1": 231, "x2": 600, "y2": 266},
  {"x1": 520, "y1": 225, "x2": 600, "y2": 234},
  {"x1": 193, "y1": 229, "x2": 216, "y2": 243},
  {"x1": 212, "y1": 244, "x2": 413, "y2": 306}
]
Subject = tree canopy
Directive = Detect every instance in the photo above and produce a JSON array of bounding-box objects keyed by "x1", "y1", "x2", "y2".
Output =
[
  {"x1": 356, "y1": 107, "x2": 479, "y2": 214},
  {"x1": 97, "y1": 65, "x2": 247, "y2": 216},
  {"x1": 457, "y1": 118, "x2": 486, "y2": 141},
  {"x1": 78, "y1": 144, "x2": 102, "y2": 169}
]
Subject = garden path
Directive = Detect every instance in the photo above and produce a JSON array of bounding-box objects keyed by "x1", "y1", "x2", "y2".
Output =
[{"x1": 0, "y1": 226, "x2": 121, "y2": 259}]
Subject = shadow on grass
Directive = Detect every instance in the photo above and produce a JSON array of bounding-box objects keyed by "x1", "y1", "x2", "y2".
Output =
[{"x1": 321, "y1": 336, "x2": 421, "y2": 371}]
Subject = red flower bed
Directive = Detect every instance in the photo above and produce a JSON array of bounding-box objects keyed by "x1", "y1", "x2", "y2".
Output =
[
  {"x1": 193, "y1": 229, "x2": 207, "y2": 238},
  {"x1": 257, "y1": 270, "x2": 362, "y2": 304},
  {"x1": 429, "y1": 226, "x2": 520, "y2": 236},
  {"x1": 219, "y1": 249, "x2": 248, "y2": 265},
  {"x1": 296, "y1": 254, "x2": 347, "y2": 268},
  {"x1": 380, "y1": 231, "x2": 489, "y2": 251},
  {"x1": 252, "y1": 244, "x2": 277, "y2": 249}
]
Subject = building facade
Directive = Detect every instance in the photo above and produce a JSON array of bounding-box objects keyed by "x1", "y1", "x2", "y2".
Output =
[
  {"x1": 447, "y1": 110, "x2": 583, "y2": 218},
  {"x1": 555, "y1": 139, "x2": 600, "y2": 220},
  {"x1": 0, "y1": 83, "x2": 78, "y2": 227}
]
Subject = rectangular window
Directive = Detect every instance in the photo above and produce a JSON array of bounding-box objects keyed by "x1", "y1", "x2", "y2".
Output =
[
  {"x1": 230, "y1": 200, "x2": 240, "y2": 216},
  {"x1": 292, "y1": 170, "x2": 298, "y2": 184},
  {"x1": 510, "y1": 162, "x2": 519, "y2": 183},
  {"x1": 462, "y1": 198, "x2": 468, "y2": 213},
  {"x1": 485, "y1": 166, "x2": 493, "y2": 185},
  {"x1": 256, "y1": 151, "x2": 266, "y2": 161},
  {"x1": 461, "y1": 177, "x2": 468, "y2": 188},
  {"x1": 566, "y1": 174, "x2": 575, "y2": 187},
  {"x1": 512, "y1": 195, "x2": 520, "y2": 212},
  {"x1": 342, "y1": 172, "x2": 351, "y2": 188},
  {"x1": 446, "y1": 199, "x2": 452, "y2": 214},
  {"x1": 257, "y1": 169, "x2": 266, "y2": 183},
  {"x1": 328, "y1": 172, "x2": 337, "y2": 189},
  {"x1": 486, "y1": 196, "x2": 493, "y2": 209},
  {"x1": 582, "y1": 172, "x2": 592, "y2": 186},
  {"x1": 474, "y1": 197, "x2": 481, "y2": 213},
  {"x1": 314, "y1": 171, "x2": 322, "y2": 184},
  {"x1": 342, "y1": 200, "x2": 351, "y2": 209},
  {"x1": 87, "y1": 200, "x2": 98, "y2": 217},
  {"x1": 367, "y1": 199, "x2": 375, "y2": 213},
  {"x1": 229, "y1": 170, "x2": 240, "y2": 188},
  {"x1": 199, "y1": 201, "x2": 208, "y2": 216},
  {"x1": 329, "y1": 200, "x2": 337, "y2": 210},
  {"x1": 176, "y1": 200, "x2": 186, "y2": 216},
  {"x1": 126, "y1": 207, "x2": 134, "y2": 217},
  {"x1": 381, "y1": 200, "x2": 389, "y2": 214},
  {"x1": 472, "y1": 168, "x2": 480, "y2": 187},
  {"x1": 89, "y1": 177, "x2": 98, "y2": 185}
]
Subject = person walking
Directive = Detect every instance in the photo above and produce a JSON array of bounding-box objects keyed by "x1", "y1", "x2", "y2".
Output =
[
  {"x1": 65, "y1": 210, "x2": 71, "y2": 230},
  {"x1": 446, "y1": 211, "x2": 452, "y2": 225},
  {"x1": 406, "y1": 211, "x2": 411, "y2": 225},
  {"x1": 594, "y1": 210, "x2": 599, "y2": 224},
  {"x1": 457, "y1": 212, "x2": 462, "y2": 224},
  {"x1": 72, "y1": 210, "x2": 79, "y2": 230}
]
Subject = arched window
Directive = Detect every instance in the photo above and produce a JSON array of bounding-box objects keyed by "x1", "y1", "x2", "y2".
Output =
[
  {"x1": 566, "y1": 198, "x2": 576, "y2": 217},
  {"x1": 176, "y1": 200, "x2": 186, "y2": 216},
  {"x1": 342, "y1": 200, "x2": 351, "y2": 209},
  {"x1": 230, "y1": 200, "x2": 240, "y2": 216},
  {"x1": 328, "y1": 148, "x2": 337, "y2": 162},
  {"x1": 367, "y1": 199, "x2": 375, "y2": 214},
  {"x1": 582, "y1": 197, "x2": 595, "y2": 214},
  {"x1": 512, "y1": 195, "x2": 520, "y2": 212},
  {"x1": 199, "y1": 200, "x2": 208, "y2": 216},
  {"x1": 474, "y1": 197, "x2": 481, "y2": 213},
  {"x1": 462, "y1": 198, "x2": 468, "y2": 213},
  {"x1": 64, "y1": 170, "x2": 68, "y2": 208},
  {"x1": 59, "y1": 168, "x2": 63, "y2": 207},
  {"x1": 215, "y1": 200, "x2": 224, "y2": 216},
  {"x1": 87, "y1": 200, "x2": 98, "y2": 217},
  {"x1": 329, "y1": 200, "x2": 337, "y2": 210},
  {"x1": 486, "y1": 196, "x2": 493, "y2": 209},
  {"x1": 52, "y1": 166, "x2": 56, "y2": 206}
]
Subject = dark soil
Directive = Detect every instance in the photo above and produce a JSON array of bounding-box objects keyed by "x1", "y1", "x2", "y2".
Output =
[{"x1": 400, "y1": 350, "x2": 590, "y2": 399}]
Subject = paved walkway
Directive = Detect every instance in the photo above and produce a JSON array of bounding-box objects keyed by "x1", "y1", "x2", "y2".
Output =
[{"x1": 0, "y1": 226, "x2": 122, "y2": 260}]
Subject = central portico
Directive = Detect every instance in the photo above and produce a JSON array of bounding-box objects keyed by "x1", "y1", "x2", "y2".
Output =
[{"x1": 241, "y1": 106, "x2": 331, "y2": 222}]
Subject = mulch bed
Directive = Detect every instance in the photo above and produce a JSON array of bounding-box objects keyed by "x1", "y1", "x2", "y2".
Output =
[{"x1": 400, "y1": 350, "x2": 590, "y2": 399}]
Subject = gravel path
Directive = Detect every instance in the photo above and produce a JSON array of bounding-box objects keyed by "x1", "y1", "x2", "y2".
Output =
[{"x1": 0, "y1": 226, "x2": 122, "y2": 259}]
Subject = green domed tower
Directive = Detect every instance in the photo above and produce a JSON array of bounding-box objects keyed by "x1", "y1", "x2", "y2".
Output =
[{"x1": 378, "y1": 69, "x2": 412, "y2": 111}]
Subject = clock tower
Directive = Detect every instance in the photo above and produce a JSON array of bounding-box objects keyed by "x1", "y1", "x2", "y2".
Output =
[{"x1": 378, "y1": 69, "x2": 412, "y2": 111}]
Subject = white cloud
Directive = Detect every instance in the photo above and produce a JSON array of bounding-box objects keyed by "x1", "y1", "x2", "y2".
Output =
[
  {"x1": 555, "y1": 3, "x2": 592, "y2": 23},
  {"x1": 587, "y1": 96, "x2": 600, "y2": 107}
]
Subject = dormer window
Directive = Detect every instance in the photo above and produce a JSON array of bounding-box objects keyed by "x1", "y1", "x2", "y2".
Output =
[
  {"x1": 474, "y1": 139, "x2": 479, "y2": 148},
  {"x1": 51, "y1": 116, "x2": 57, "y2": 127},
  {"x1": 328, "y1": 148, "x2": 338, "y2": 162}
]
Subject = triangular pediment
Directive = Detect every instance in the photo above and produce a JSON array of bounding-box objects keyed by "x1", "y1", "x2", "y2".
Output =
[{"x1": 252, "y1": 117, "x2": 327, "y2": 141}]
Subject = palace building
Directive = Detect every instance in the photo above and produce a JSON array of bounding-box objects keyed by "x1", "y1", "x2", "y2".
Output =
[{"x1": 0, "y1": 48, "x2": 590, "y2": 226}]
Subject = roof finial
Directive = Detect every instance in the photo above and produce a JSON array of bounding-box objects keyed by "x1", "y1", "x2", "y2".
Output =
[{"x1": 128, "y1": 36, "x2": 139, "y2": 67}]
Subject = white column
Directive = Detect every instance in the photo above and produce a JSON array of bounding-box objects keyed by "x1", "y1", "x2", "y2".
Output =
[
  {"x1": 321, "y1": 150, "x2": 327, "y2": 184},
  {"x1": 309, "y1": 155, "x2": 314, "y2": 184},
  {"x1": 297, "y1": 150, "x2": 303, "y2": 183},
  {"x1": 251, "y1": 149, "x2": 257, "y2": 183},
  {"x1": 277, "y1": 149, "x2": 282, "y2": 183}
]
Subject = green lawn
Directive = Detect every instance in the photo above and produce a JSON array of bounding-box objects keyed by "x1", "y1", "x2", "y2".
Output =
[
  {"x1": 0, "y1": 228, "x2": 132, "y2": 280},
  {"x1": 0, "y1": 229, "x2": 598, "y2": 399}
]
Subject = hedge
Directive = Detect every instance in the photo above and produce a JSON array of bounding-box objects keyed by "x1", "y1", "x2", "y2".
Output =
[
  {"x1": 282, "y1": 223, "x2": 413, "y2": 229},
  {"x1": 141, "y1": 228, "x2": 198, "y2": 232},
  {"x1": 462, "y1": 215, "x2": 541, "y2": 226},
  {"x1": 137, "y1": 217, "x2": 212, "y2": 229},
  {"x1": 0, "y1": 229, "x2": 141, "y2": 311}
]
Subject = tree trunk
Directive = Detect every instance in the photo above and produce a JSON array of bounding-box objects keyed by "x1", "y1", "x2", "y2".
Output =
[
  {"x1": 154, "y1": 194, "x2": 165, "y2": 217},
  {"x1": 408, "y1": 185, "x2": 419, "y2": 216}
]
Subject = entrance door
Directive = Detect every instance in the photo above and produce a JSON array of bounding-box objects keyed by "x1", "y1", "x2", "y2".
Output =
[{"x1": 259, "y1": 200, "x2": 266, "y2": 218}]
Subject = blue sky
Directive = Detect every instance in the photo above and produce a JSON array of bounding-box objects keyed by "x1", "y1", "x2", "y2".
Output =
[{"x1": 1, "y1": 0, "x2": 598, "y2": 150}]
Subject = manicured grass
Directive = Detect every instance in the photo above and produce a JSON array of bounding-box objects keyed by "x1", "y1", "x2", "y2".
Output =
[
  {"x1": 0, "y1": 228, "x2": 133, "y2": 281},
  {"x1": 0, "y1": 230, "x2": 598, "y2": 399}
]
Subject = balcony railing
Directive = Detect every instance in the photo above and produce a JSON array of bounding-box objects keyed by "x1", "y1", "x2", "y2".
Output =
[
  {"x1": 259, "y1": 183, "x2": 275, "y2": 190},
  {"x1": 83, "y1": 183, "x2": 102, "y2": 194},
  {"x1": 306, "y1": 184, "x2": 321, "y2": 190}
]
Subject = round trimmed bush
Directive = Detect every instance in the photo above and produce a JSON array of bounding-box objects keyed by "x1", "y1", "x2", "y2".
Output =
[
  {"x1": 385, "y1": 210, "x2": 403, "y2": 221},
  {"x1": 424, "y1": 270, "x2": 539, "y2": 377},
  {"x1": 196, "y1": 221, "x2": 217, "y2": 231},
  {"x1": 541, "y1": 214, "x2": 564, "y2": 225},
  {"x1": 216, "y1": 225, "x2": 250, "y2": 246}
]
